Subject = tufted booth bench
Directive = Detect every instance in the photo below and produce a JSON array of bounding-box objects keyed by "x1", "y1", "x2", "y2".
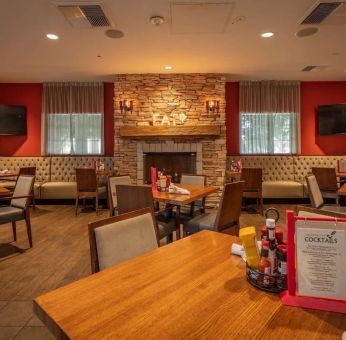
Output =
[
  {"x1": 0, "y1": 157, "x2": 50, "y2": 198},
  {"x1": 0, "y1": 156, "x2": 114, "y2": 200},
  {"x1": 227, "y1": 155, "x2": 346, "y2": 199},
  {"x1": 40, "y1": 156, "x2": 113, "y2": 199}
]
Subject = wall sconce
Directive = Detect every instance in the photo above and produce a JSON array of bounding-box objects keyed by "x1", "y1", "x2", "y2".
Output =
[
  {"x1": 120, "y1": 100, "x2": 133, "y2": 113},
  {"x1": 206, "y1": 100, "x2": 220, "y2": 113}
]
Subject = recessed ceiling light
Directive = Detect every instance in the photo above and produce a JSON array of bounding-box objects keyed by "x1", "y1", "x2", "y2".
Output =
[
  {"x1": 261, "y1": 32, "x2": 274, "y2": 38},
  {"x1": 164, "y1": 65, "x2": 173, "y2": 70},
  {"x1": 46, "y1": 33, "x2": 59, "y2": 40}
]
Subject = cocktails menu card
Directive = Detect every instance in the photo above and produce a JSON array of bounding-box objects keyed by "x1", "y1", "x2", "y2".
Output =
[{"x1": 296, "y1": 220, "x2": 346, "y2": 300}]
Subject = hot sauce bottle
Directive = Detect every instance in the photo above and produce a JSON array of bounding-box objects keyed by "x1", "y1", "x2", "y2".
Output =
[
  {"x1": 257, "y1": 240, "x2": 271, "y2": 286},
  {"x1": 266, "y1": 218, "x2": 277, "y2": 274}
]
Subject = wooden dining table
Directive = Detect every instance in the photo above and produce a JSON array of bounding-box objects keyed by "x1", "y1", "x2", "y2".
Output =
[
  {"x1": 153, "y1": 184, "x2": 219, "y2": 237},
  {"x1": 153, "y1": 184, "x2": 219, "y2": 206},
  {"x1": 0, "y1": 172, "x2": 18, "y2": 179},
  {"x1": 0, "y1": 187, "x2": 10, "y2": 197},
  {"x1": 34, "y1": 231, "x2": 346, "y2": 339}
]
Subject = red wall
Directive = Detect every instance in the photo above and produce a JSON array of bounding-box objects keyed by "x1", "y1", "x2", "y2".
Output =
[
  {"x1": 300, "y1": 82, "x2": 346, "y2": 155},
  {"x1": 0, "y1": 83, "x2": 114, "y2": 156},
  {"x1": 227, "y1": 81, "x2": 346, "y2": 156},
  {"x1": 0, "y1": 83, "x2": 43, "y2": 156}
]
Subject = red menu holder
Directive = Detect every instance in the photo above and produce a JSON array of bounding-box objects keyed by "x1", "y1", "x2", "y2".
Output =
[
  {"x1": 151, "y1": 167, "x2": 157, "y2": 192},
  {"x1": 280, "y1": 210, "x2": 346, "y2": 314}
]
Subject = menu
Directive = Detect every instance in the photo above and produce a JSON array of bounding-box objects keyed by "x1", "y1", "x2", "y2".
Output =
[{"x1": 296, "y1": 220, "x2": 346, "y2": 300}]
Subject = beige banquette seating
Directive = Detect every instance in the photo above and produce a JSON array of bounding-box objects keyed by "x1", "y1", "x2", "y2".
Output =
[
  {"x1": 0, "y1": 156, "x2": 113, "y2": 199},
  {"x1": 0, "y1": 157, "x2": 49, "y2": 198},
  {"x1": 227, "y1": 155, "x2": 346, "y2": 199},
  {"x1": 40, "y1": 157, "x2": 112, "y2": 199},
  {"x1": 1, "y1": 156, "x2": 345, "y2": 200}
]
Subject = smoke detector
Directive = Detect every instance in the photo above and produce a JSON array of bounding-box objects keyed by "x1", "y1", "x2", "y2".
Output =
[{"x1": 150, "y1": 16, "x2": 165, "y2": 26}]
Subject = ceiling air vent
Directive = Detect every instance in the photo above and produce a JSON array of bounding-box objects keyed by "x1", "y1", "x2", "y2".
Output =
[
  {"x1": 79, "y1": 5, "x2": 110, "y2": 27},
  {"x1": 57, "y1": 4, "x2": 112, "y2": 28},
  {"x1": 301, "y1": 2, "x2": 342, "y2": 24},
  {"x1": 301, "y1": 65, "x2": 327, "y2": 72}
]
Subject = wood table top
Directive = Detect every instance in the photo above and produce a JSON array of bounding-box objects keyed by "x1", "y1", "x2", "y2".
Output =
[
  {"x1": 337, "y1": 172, "x2": 346, "y2": 178},
  {"x1": 34, "y1": 231, "x2": 345, "y2": 340},
  {"x1": 0, "y1": 187, "x2": 10, "y2": 196},
  {"x1": 153, "y1": 184, "x2": 219, "y2": 205},
  {"x1": 0, "y1": 172, "x2": 18, "y2": 178},
  {"x1": 338, "y1": 183, "x2": 346, "y2": 196}
]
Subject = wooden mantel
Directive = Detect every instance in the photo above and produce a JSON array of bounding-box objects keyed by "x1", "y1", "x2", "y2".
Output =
[{"x1": 119, "y1": 125, "x2": 222, "y2": 138}]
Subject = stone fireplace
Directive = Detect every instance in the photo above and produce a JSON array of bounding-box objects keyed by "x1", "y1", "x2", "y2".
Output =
[{"x1": 113, "y1": 73, "x2": 227, "y2": 205}]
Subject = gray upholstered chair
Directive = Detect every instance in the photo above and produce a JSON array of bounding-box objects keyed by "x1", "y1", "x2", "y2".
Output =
[
  {"x1": 115, "y1": 184, "x2": 177, "y2": 243},
  {"x1": 184, "y1": 181, "x2": 244, "y2": 236},
  {"x1": 0, "y1": 175, "x2": 35, "y2": 247},
  {"x1": 18, "y1": 167, "x2": 37, "y2": 209},
  {"x1": 180, "y1": 174, "x2": 207, "y2": 215},
  {"x1": 305, "y1": 174, "x2": 346, "y2": 214},
  {"x1": 107, "y1": 175, "x2": 131, "y2": 216},
  {"x1": 88, "y1": 207, "x2": 158, "y2": 273}
]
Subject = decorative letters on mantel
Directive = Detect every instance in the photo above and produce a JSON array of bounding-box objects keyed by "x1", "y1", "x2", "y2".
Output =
[{"x1": 152, "y1": 112, "x2": 187, "y2": 126}]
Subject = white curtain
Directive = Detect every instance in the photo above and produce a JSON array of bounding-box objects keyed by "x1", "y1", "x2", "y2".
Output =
[
  {"x1": 42, "y1": 82, "x2": 104, "y2": 155},
  {"x1": 239, "y1": 81, "x2": 299, "y2": 155}
]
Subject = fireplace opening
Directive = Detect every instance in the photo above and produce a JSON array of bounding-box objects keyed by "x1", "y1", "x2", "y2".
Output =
[{"x1": 144, "y1": 152, "x2": 196, "y2": 184}]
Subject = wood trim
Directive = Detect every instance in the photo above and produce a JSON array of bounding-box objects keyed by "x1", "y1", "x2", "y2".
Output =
[{"x1": 118, "y1": 125, "x2": 221, "y2": 138}]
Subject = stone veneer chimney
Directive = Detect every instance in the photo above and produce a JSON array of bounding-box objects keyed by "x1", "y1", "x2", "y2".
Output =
[{"x1": 113, "y1": 73, "x2": 227, "y2": 205}]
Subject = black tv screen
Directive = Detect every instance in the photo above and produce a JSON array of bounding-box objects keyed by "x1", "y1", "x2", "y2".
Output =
[
  {"x1": 317, "y1": 104, "x2": 346, "y2": 135},
  {"x1": 0, "y1": 105, "x2": 27, "y2": 136}
]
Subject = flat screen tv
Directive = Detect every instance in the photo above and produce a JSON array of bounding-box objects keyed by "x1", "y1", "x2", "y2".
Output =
[
  {"x1": 317, "y1": 104, "x2": 346, "y2": 135},
  {"x1": 0, "y1": 105, "x2": 27, "y2": 135}
]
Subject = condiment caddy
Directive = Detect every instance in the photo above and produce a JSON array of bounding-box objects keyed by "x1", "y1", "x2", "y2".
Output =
[{"x1": 240, "y1": 208, "x2": 287, "y2": 293}]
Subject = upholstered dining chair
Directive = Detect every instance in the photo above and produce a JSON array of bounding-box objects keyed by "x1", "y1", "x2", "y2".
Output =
[
  {"x1": 107, "y1": 175, "x2": 131, "y2": 216},
  {"x1": 0, "y1": 175, "x2": 35, "y2": 248},
  {"x1": 184, "y1": 181, "x2": 244, "y2": 237},
  {"x1": 88, "y1": 207, "x2": 158, "y2": 273},
  {"x1": 305, "y1": 174, "x2": 346, "y2": 214},
  {"x1": 241, "y1": 168, "x2": 263, "y2": 215},
  {"x1": 180, "y1": 174, "x2": 207, "y2": 216},
  {"x1": 75, "y1": 168, "x2": 106, "y2": 215},
  {"x1": 311, "y1": 167, "x2": 339, "y2": 204},
  {"x1": 116, "y1": 184, "x2": 177, "y2": 243},
  {"x1": 19, "y1": 167, "x2": 36, "y2": 209}
]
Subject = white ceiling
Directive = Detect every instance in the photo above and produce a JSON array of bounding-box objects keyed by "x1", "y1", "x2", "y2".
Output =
[{"x1": 1, "y1": 0, "x2": 346, "y2": 82}]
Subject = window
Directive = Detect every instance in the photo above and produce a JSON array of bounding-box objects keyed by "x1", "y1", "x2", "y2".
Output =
[
  {"x1": 47, "y1": 113, "x2": 102, "y2": 155},
  {"x1": 43, "y1": 82, "x2": 104, "y2": 155},
  {"x1": 240, "y1": 112, "x2": 297, "y2": 154}
]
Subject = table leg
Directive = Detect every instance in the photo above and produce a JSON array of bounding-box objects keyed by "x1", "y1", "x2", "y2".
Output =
[{"x1": 175, "y1": 205, "x2": 181, "y2": 240}]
